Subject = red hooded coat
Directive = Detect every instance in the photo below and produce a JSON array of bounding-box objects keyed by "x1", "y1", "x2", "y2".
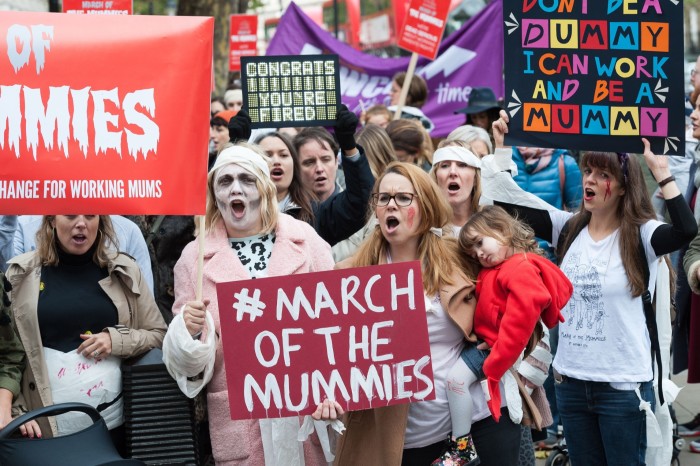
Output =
[{"x1": 474, "y1": 253, "x2": 572, "y2": 420}]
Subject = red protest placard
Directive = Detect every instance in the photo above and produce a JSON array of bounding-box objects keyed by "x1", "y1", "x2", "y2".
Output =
[
  {"x1": 229, "y1": 14, "x2": 258, "y2": 72},
  {"x1": 216, "y1": 261, "x2": 436, "y2": 420},
  {"x1": 62, "y1": 0, "x2": 133, "y2": 15},
  {"x1": 0, "y1": 12, "x2": 212, "y2": 215},
  {"x1": 397, "y1": 0, "x2": 450, "y2": 60}
]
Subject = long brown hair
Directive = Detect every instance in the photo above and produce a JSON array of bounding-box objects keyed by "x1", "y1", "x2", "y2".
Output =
[
  {"x1": 351, "y1": 162, "x2": 461, "y2": 295},
  {"x1": 255, "y1": 132, "x2": 316, "y2": 224},
  {"x1": 558, "y1": 152, "x2": 656, "y2": 297},
  {"x1": 37, "y1": 215, "x2": 118, "y2": 267}
]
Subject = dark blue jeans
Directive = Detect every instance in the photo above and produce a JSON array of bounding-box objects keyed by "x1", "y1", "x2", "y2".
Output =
[{"x1": 555, "y1": 376, "x2": 654, "y2": 466}]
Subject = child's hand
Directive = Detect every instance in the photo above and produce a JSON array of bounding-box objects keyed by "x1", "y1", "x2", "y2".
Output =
[{"x1": 476, "y1": 341, "x2": 491, "y2": 350}]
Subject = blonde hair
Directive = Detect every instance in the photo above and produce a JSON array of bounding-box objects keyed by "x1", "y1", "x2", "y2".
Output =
[
  {"x1": 362, "y1": 105, "x2": 391, "y2": 126},
  {"x1": 352, "y1": 162, "x2": 460, "y2": 295},
  {"x1": 356, "y1": 123, "x2": 397, "y2": 178},
  {"x1": 205, "y1": 141, "x2": 279, "y2": 235},
  {"x1": 446, "y1": 125, "x2": 493, "y2": 154},
  {"x1": 37, "y1": 215, "x2": 118, "y2": 267}
]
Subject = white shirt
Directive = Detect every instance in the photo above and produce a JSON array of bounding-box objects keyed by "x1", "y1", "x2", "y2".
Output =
[
  {"x1": 404, "y1": 294, "x2": 502, "y2": 448},
  {"x1": 551, "y1": 212, "x2": 662, "y2": 382}
]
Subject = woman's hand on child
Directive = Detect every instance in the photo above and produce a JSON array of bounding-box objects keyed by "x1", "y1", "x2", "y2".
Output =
[{"x1": 476, "y1": 341, "x2": 491, "y2": 350}]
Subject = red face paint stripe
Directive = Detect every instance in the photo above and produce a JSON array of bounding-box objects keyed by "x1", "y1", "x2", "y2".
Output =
[
  {"x1": 407, "y1": 207, "x2": 416, "y2": 228},
  {"x1": 604, "y1": 179, "x2": 611, "y2": 201}
]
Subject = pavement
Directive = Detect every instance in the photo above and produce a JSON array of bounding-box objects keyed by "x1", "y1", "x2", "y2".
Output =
[{"x1": 535, "y1": 370, "x2": 700, "y2": 465}]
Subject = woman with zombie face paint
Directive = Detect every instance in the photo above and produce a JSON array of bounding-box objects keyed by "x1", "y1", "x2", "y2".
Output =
[
  {"x1": 333, "y1": 162, "x2": 523, "y2": 466},
  {"x1": 165, "y1": 143, "x2": 340, "y2": 466},
  {"x1": 480, "y1": 110, "x2": 697, "y2": 465}
]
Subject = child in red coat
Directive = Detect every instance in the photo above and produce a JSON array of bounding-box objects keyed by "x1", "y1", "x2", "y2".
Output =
[{"x1": 432, "y1": 206, "x2": 572, "y2": 466}]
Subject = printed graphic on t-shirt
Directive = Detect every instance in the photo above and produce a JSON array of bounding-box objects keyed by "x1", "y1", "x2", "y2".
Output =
[{"x1": 561, "y1": 252, "x2": 607, "y2": 337}]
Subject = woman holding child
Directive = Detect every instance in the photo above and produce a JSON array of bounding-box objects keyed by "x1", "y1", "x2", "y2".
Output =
[
  {"x1": 483, "y1": 110, "x2": 697, "y2": 464},
  {"x1": 334, "y1": 162, "x2": 523, "y2": 466}
]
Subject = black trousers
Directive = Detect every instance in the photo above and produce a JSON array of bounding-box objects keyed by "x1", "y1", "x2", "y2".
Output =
[{"x1": 401, "y1": 407, "x2": 521, "y2": 466}]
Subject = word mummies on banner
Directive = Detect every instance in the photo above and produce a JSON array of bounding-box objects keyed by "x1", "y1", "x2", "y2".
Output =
[
  {"x1": 241, "y1": 54, "x2": 341, "y2": 129},
  {"x1": 503, "y1": 0, "x2": 685, "y2": 155},
  {"x1": 0, "y1": 12, "x2": 213, "y2": 215},
  {"x1": 216, "y1": 262, "x2": 436, "y2": 420},
  {"x1": 3, "y1": 25, "x2": 157, "y2": 161}
]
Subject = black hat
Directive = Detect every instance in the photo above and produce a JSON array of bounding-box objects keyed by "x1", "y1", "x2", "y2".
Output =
[{"x1": 454, "y1": 87, "x2": 501, "y2": 115}]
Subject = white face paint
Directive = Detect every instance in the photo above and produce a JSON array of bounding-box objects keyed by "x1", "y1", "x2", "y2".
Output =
[{"x1": 214, "y1": 164, "x2": 263, "y2": 238}]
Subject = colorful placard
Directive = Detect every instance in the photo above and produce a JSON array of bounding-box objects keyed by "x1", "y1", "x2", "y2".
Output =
[
  {"x1": 229, "y1": 14, "x2": 258, "y2": 72},
  {"x1": 216, "y1": 261, "x2": 436, "y2": 420},
  {"x1": 503, "y1": 0, "x2": 684, "y2": 155},
  {"x1": 62, "y1": 0, "x2": 133, "y2": 14},
  {"x1": 241, "y1": 54, "x2": 341, "y2": 128},
  {"x1": 397, "y1": 0, "x2": 450, "y2": 60},
  {"x1": 0, "y1": 12, "x2": 212, "y2": 214}
]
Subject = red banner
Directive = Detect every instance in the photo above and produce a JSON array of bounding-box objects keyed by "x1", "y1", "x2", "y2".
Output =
[
  {"x1": 62, "y1": 0, "x2": 133, "y2": 15},
  {"x1": 229, "y1": 14, "x2": 258, "y2": 72},
  {"x1": 216, "y1": 262, "x2": 436, "y2": 420},
  {"x1": 0, "y1": 12, "x2": 213, "y2": 215},
  {"x1": 397, "y1": 0, "x2": 449, "y2": 60}
]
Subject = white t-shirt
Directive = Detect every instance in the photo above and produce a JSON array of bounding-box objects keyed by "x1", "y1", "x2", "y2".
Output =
[
  {"x1": 550, "y1": 211, "x2": 662, "y2": 382},
  {"x1": 404, "y1": 294, "x2": 502, "y2": 448}
]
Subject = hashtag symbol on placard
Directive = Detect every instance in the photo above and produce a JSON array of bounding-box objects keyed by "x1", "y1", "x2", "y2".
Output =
[{"x1": 233, "y1": 288, "x2": 266, "y2": 322}]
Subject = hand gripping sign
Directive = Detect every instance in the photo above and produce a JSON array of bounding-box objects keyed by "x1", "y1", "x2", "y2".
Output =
[{"x1": 216, "y1": 261, "x2": 436, "y2": 420}]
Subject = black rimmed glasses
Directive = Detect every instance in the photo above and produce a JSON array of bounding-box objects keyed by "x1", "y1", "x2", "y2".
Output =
[{"x1": 371, "y1": 192, "x2": 416, "y2": 207}]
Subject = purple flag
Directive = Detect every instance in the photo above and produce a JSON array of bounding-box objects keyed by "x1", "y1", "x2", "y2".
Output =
[{"x1": 267, "y1": 1, "x2": 504, "y2": 138}]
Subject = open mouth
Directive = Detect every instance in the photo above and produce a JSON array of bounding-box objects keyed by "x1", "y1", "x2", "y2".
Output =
[
  {"x1": 231, "y1": 200, "x2": 245, "y2": 218},
  {"x1": 271, "y1": 167, "x2": 284, "y2": 177},
  {"x1": 584, "y1": 188, "x2": 595, "y2": 201},
  {"x1": 448, "y1": 182, "x2": 460, "y2": 193},
  {"x1": 385, "y1": 216, "x2": 400, "y2": 233},
  {"x1": 72, "y1": 234, "x2": 87, "y2": 244}
]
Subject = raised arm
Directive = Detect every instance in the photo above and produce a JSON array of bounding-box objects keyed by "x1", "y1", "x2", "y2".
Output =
[{"x1": 643, "y1": 138, "x2": 698, "y2": 255}]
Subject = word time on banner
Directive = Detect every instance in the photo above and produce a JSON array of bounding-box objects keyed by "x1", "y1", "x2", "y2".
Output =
[
  {"x1": 216, "y1": 261, "x2": 436, "y2": 420},
  {"x1": 241, "y1": 54, "x2": 341, "y2": 129},
  {"x1": 503, "y1": 0, "x2": 685, "y2": 155}
]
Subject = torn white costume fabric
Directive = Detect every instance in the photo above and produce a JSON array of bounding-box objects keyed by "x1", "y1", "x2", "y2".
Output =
[
  {"x1": 162, "y1": 311, "x2": 216, "y2": 398},
  {"x1": 645, "y1": 258, "x2": 680, "y2": 465},
  {"x1": 479, "y1": 149, "x2": 557, "y2": 213},
  {"x1": 163, "y1": 311, "x2": 344, "y2": 466}
]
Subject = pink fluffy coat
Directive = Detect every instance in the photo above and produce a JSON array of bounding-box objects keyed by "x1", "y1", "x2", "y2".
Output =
[{"x1": 173, "y1": 214, "x2": 334, "y2": 465}]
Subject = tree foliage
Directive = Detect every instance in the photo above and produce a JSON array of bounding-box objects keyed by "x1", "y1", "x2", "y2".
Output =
[{"x1": 131, "y1": 0, "x2": 249, "y2": 94}]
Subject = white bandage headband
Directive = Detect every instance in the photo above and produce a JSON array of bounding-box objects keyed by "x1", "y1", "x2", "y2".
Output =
[
  {"x1": 209, "y1": 146, "x2": 270, "y2": 182},
  {"x1": 432, "y1": 146, "x2": 482, "y2": 169}
]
